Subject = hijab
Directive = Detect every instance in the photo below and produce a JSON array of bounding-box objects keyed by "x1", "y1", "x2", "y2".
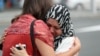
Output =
[{"x1": 46, "y1": 4, "x2": 75, "y2": 50}]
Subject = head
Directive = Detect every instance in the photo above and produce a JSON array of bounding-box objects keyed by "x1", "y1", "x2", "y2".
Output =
[
  {"x1": 46, "y1": 18, "x2": 62, "y2": 37},
  {"x1": 11, "y1": 0, "x2": 53, "y2": 23},
  {"x1": 23, "y1": 0, "x2": 53, "y2": 20},
  {"x1": 46, "y1": 4, "x2": 74, "y2": 38}
]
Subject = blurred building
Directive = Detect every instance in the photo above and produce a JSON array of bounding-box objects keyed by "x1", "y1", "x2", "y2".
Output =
[
  {"x1": 0, "y1": 0, "x2": 4, "y2": 11},
  {"x1": 0, "y1": 0, "x2": 100, "y2": 12},
  {"x1": 53, "y1": 0, "x2": 100, "y2": 11},
  {"x1": 0, "y1": 0, "x2": 24, "y2": 11}
]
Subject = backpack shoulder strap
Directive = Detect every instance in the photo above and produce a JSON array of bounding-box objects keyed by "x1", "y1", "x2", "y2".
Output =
[
  {"x1": 30, "y1": 20, "x2": 37, "y2": 56},
  {"x1": 30, "y1": 20, "x2": 36, "y2": 42}
]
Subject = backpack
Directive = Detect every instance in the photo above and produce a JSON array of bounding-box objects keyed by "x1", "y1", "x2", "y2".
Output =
[{"x1": 2, "y1": 20, "x2": 37, "y2": 56}]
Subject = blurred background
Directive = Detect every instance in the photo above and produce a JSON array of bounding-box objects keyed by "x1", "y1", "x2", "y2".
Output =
[{"x1": 0, "y1": 0, "x2": 100, "y2": 56}]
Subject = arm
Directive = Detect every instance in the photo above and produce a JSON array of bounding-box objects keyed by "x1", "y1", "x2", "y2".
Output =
[
  {"x1": 0, "y1": 36, "x2": 4, "y2": 44},
  {"x1": 56, "y1": 37, "x2": 81, "y2": 56},
  {"x1": 10, "y1": 37, "x2": 81, "y2": 56},
  {"x1": 0, "y1": 35, "x2": 4, "y2": 50},
  {"x1": 10, "y1": 38, "x2": 56, "y2": 56},
  {"x1": 65, "y1": 37, "x2": 81, "y2": 56},
  {"x1": 0, "y1": 33, "x2": 6, "y2": 44},
  {"x1": 35, "y1": 38, "x2": 56, "y2": 56},
  {"x1": 10, "y1": 43, "x2": 29, "y2": 56}
]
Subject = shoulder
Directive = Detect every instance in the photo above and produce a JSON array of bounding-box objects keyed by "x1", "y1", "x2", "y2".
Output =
[
  {"x1": 34, "y1": 20, "x2": 49, "y2": 30},
  {"x1": 20, "y1": 14, "x2": 36, "y2": 20},
  {"x1": 34, "y1": 20, "x2": 50, "y2": 36},
  {"x1": 34, "y1": 20, "x2": 54, "y2": 47}
]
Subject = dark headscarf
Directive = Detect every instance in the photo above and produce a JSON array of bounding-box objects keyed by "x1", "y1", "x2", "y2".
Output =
[{"x1": 46, "y1": 4, "x2": 75, "y2": 50}]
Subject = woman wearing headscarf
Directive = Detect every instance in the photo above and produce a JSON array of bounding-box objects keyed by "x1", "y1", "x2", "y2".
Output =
[
  {"x1": 46, "y1": 4, "x2": 80, "y2": 56},
  {"x1": 10, "y1": 4, "x2": 81, "y2": 56}
]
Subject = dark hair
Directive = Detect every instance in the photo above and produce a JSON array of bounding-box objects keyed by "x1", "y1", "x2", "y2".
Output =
[{"x1": 11, "y1": 0, "x2": 52, "y2": 23}]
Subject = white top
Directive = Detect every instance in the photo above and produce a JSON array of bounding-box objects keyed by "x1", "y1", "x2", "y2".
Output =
[{"x1": 55, "y1": 37, "x2": 75, "y2": 54}]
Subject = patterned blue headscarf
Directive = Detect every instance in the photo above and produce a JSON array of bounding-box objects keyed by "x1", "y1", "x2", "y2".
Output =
[{"x1": 46, "y1": 4, "x2": 75, "y2": 50}]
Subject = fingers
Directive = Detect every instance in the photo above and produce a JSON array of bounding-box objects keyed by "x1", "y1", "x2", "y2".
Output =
[
  {"x1": 0, "y1": 32, "x2": 7, "y2": 44},
  {"x1": 11, "y1": 43, "x2": 26, "y2": 51},
  {"x1": 10, "y1": 53, "x2": 15, "y2": 56},
  {"x1": 0, "y1": 35, "x2": 5, "y2": 44},
  {"x1": 2, "y1": 32, "x2": 7, "y2": 37},
  {"x1": 0, "y1": 33, "x2": 6, "y2": 41},
  {"x1": 10, "y1": 43, "x2": 29, "y2": 56},
  {"x1": 75, "y1": 37, "x2": 81, "y2": 44},
  {"x1": 18, "y1": 43, "x2": 25, "y2": 50},
  {"x1": 10, "y1": 46, "x2": 19, "y2": 56},
  {"x1": 74, "y1": 37, "x2": 81, "y2": 48},
  {"x1": 10, "y1": 46, "x2": 19, "y2": 54}
]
